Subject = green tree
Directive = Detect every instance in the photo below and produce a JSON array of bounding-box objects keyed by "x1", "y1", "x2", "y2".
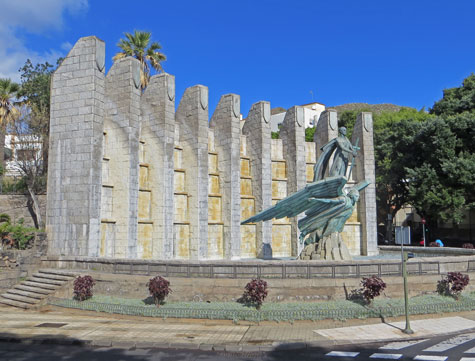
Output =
[
  {"x1": 0, "y1": 78, "x2": 21, "y2": 171},
  {"x1": 430, "y1": 74, "x2": 475, "y2": 116},
  {"x1": 113, "y1": 30, "x2": 166, "y2": 90},
  {"x1": 18, "y1": 59, "x2": 57, "y2": 175}
]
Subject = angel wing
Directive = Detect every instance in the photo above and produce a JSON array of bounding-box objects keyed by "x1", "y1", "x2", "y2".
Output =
[{"x1": 241, "y1": 176, "x2": 347, "y2": 224}]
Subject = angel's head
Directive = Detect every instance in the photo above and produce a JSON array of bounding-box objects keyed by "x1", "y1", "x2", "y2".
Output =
[{"x1": 348, "y1": 188, "x2": 359, "y2": 203}]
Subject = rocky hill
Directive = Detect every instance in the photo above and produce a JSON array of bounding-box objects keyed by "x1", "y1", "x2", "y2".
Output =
[{"x1": 327, "y1": 103, "x2": 407, "y2": 115}]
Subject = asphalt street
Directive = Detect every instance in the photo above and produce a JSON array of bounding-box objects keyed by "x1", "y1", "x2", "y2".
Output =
[{"x1": 1, "y1": 331, "x2": 475, "y2": 361}]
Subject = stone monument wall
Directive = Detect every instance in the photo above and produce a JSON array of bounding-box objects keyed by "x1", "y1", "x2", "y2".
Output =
[{"x1": 46, "y1": 36, "x2": 378, "y2": 260}]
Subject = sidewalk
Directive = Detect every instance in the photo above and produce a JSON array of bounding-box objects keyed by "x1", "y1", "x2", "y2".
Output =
[{"x1": 1, "y1": 305, "x2": 475, "y2": 352}]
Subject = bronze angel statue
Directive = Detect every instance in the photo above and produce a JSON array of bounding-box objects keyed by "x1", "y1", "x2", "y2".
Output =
[{"x1": 241, "y1": 127, "x2": 367, "y2": 260}]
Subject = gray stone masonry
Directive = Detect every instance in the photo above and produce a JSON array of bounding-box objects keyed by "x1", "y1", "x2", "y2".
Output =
[
  {"x1": 242, "y1": 101, "x2": 273, "y2": 259},
  {"x1": 46, "y1": 36, "x2": 379, "y2": 261},
  {"x1": 352, "y1": 112, "x2": 378, "y2": 255},
  {"x1": 314, "y1": 109, "x2": 338, "y2": 160},
  {"x1": 175, "y1": 86, "x2": 209, "y2": 259},
  {"x1": 280, "y1": 106, "x2": 307, "y2": 256},
  {"x1": 141, "y1": 74, "x2": 176, "y2": 259},
  {"x1": 104, "y1": 57, "x2": 142, "y2": 258},
  {"x1": 210, "y1": 94, "x2": 241, "y2": 259},
  {"x1": 46, "y1": 36, "x2": 105, "y2": 257}
]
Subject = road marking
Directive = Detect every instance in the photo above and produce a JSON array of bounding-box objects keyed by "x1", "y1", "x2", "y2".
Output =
[
  {"x1": 380, "y1": 340, "x2": 428, "y2": 350},
  {"x1": 460, "y1": 358, "x2": 475, "y2": 361},
  {"x1": 423, "y1": 333, "x2": 475, "y2": 352},
  {"x1": 326, "y1": 351, "x2": 359, "y2": 357},
  {"x1": 413, "y1": 356, "x2": 447, "y2": 361},
  {"x1": 369, "y1": 353, "x2": 402, "y2": 359}
]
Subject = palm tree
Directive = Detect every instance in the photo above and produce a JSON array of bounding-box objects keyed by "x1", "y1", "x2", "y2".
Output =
[
  {"x1": 113, "y1": 30, "x2": 166, "y2": 90},
  {"x1": 0, "y1": 78, "x2": 21, "y2": 173}
]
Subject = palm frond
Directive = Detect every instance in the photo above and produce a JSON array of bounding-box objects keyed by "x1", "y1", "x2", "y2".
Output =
[{"x1": 114, "y1": 31, "x2": 166, "y2": 88}]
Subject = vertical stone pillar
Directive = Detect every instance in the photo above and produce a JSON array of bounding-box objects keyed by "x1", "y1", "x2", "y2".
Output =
[
  {"x1": 209, "y1": 94, "x2": 241, "y2": 259},
  {"x1": 141, "y1": 73, "x2": 175, "y2": 259},
  {"x1": 314, "y1": 109, "x2": 339, "y2": 159},
  {"x1": 280, "y1": 106, "x2": 306, "y2": 256},
  {"x1": 352, "y1": 112, "x2": 378, "y2": 256},
  {"x1": 176, "y1": 85, "x2": 209, "y2": 259},
  {"x1": 242, "y1": 101, "x2": 272, "y2": 259},
  {"x1": 104, "y1": 57, "x2": 142, "y2": 258},
  {"x1": 47, "y1": 36, "x2": 105, "y2": 257}
]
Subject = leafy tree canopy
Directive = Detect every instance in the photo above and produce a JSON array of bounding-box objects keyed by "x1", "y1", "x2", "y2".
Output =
[
  {"x1": 406, "y1": 114, "x2": 475, "y2": 224},
  {"x1": 430, "y1": 74, "x2": 475, "y2": 116}
]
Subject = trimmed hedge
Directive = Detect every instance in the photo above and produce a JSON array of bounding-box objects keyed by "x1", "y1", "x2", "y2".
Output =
[{"x1": 50, "y1": 293, "x2": 475, "y2": 323}]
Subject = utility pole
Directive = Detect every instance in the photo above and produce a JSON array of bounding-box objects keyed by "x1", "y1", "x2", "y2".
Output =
[{"x1": 401, "y1": 238, "x2": 414, "y2": 334}]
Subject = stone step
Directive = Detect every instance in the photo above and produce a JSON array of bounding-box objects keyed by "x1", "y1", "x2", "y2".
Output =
[
  {"x1": 22, "y1": 281, "x2": 58, "y2": 290},
  {"x1": 38, "y1": 269, "x2": 77, "y2": 278},
  {"x1": 0, "y1": 297, "x2": 30, "y2": 309},
  {"x1": 14, "y1": 284, "x2": 50, "y2": 295},
  {"x1": 33, "y1": 272, "x2": 72, "y2": 282},
  {"x1": 1, "y1": 293, "x2": 39, "y2": 304},
  {"x1": 29, "y1": 277, "x2": 64, "y2": 286},
  {"x1": 7, "y1": 289, "x2": 45, "y2": 300}
]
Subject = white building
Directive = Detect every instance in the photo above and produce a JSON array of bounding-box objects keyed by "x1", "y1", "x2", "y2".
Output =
[
  {"x1": 4, "y1": 134, "x2": 43, "y2": 178},
  {"x1": 270, "y1": 102, "x2": 325, "y2": 132}
]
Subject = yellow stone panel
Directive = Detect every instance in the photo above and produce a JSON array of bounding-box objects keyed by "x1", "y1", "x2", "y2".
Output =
[
  {"x1": 102, "y1": 160, "x2": 109, "y2": 184},
  {"x1": 306, "y1": 164, "x2": 314, "y2": 183},
  {"x1": 272, "y1": 180, "x2": 287, "y2": 199},
  {"x1": 271, "y1": 139, "x2": 283, "y2": 159},
  {"x1": 208, "y1": 129, "x2": 215, "y2": 152},
  {"x1": 241, "y1": 224, "x2": 257, "y2": 258},
  {"x1": 240, "y1": 158, "x2": 250, "y2": 177},
  {"x1": 240, "y1": 178, "x2": 253, "y2": 196},
  {"x1": 341, "y1": 223, "x2": 362, "y2": 256},
  {"x1": 138, "y1": 223, "x2": 153, "y2": 259},
  {"x1": 241, "y1": 198, "x2": 255, "y2": 221},
  {"x1": 174, "y1": 194, "x2": 188, "y2": 223},
  {"x1": 272, "y1": 161, "x2": 286, "y2": 179},
  {"x1": 208, "y1": 153, "x2": 218, "y2": 173},
  {"x1": 208, "y1": 196, "x2": 222, "y2": 222},
  {"x1": 305, "y1": 142, "x2": 316, "y2": 163},
  {"x1": 208, "y1": 224, "x2": 224, "y2": 259},
  {"x1": 139, "y1": 165, "x2": 149, "y2": 188},
  {"x1": 175, "y1": 224, "x2": 190, "y2": 259},
  {"x1": 208, "y1": 175, "x2": 220, "y2": 194},
  {"x1": 100, "y1": 222, "x2": 115, "y2": 257},
  {"x1": 139, "y1": 142, "x2": 145, "y2": 163},
  {"x1": 138, "y1": 191, "x2": 151, "y2": 220},
  {"x1": 174, "y1": 149, "x2": 183, "y2": 168},
  {"x1": 240, "y1": 136, "x2": 247, "y2": 156},
  {"x1": 272, "y1": 224, "x2": 292, "y2": 257},
  {"x1": 174, "y1": 171, "x2": 185, "y2": 193}
]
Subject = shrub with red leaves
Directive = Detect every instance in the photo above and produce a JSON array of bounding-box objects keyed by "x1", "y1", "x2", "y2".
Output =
[
  {"x1": 73, "y1": 275, "x2": 95, "y2": 301},
  {"x1": 437, "y1": 272, "x2": 470, "y2": 299},
  {"x1": 462, "y1": 243, "x2": 474, "y2": 249},
  {"x1": 242, "y1": 279, "x2": 268, "y2": 309},
  {"x1": 361, "y1": 275, "x2": 386, "y2": 303},
  {"x1": 147, "y1": 275, "x2": 172, "y2": 306}
]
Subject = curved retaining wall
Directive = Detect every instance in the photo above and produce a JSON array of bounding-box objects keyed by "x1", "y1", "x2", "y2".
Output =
[
  {"x1": 379, "y1": 245, "x2": 475, "y2": 258},
  {"x1": 44, "y1": 255, "x2": 475, "y2": 302},
  {"x1": 42, "y1": 255, "x2": 475, "y2": 279}
]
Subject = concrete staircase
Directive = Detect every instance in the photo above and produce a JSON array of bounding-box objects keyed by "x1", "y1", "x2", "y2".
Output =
[{"x1": 0, "y1": 269, "x2": 77, "y2": 309}]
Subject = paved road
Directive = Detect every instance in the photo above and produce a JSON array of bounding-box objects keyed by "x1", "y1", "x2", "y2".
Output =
[{"x1": 1, "y1": 331, "x2": 475, "y2": 361}]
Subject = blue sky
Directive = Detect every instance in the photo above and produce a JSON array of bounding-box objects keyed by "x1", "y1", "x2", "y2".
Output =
[{"x1": 0, "y1": 0, "x2": 474, "y2": 115}]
